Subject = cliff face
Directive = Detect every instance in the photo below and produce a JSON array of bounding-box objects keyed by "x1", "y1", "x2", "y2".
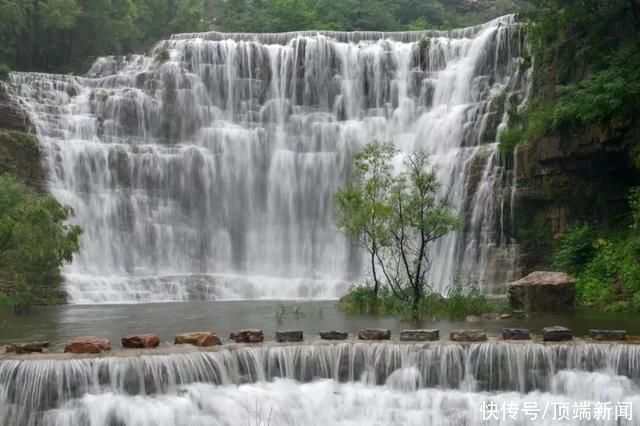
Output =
[
  {"x1": 514, "y1": 124, "x2": 639, "y2": 272},
  {"x1": 0, "y1": 82, "x2": 44, "y2": 191}
]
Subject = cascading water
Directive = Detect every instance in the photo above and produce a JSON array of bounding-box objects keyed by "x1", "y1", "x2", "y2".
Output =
[
  {"x1": 1, "y1": 342, "x2": 638, "y2": 425},
  {"x1": 9, "y1": 15, "x2": 531, "y2": 303}
]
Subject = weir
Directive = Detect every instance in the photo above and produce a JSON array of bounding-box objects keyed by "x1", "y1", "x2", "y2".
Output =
[
  {"x1": 9, "y1": 15, "x2": 531, "y2": 303},
  {"x1": 1, "y1": 341, "x2": 639, "y2": 425}
]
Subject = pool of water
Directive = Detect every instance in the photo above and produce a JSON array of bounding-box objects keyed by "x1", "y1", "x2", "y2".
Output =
[{"x1": 2, "y1": 301, "x2": 639, "y2": 350}]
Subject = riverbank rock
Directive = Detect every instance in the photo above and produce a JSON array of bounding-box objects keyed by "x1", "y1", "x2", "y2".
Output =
[
  {"x1": 465, "y1": 315, "x2": 481, "y2": 323},
  {"x1": 230, "y1": 329, "x2": 264, "y2": 343},
  {"x1": 5, "y1": 341, "x2": 49, "y2": 354},
  {"x1": 399, "y1": 329, "x2": 439, "y2": 341},
  {"x1": 174, "y1": 332, "x2": 221, "y2": 347},
  {"x1": 64, "y1": 337, "x2": 111, "y2": 354},
  {"x1": 450, "y1": 330, "x2": 487, "y2": 342},
  {"x1": 502, "y1": 328, "x2": 532, "y2": 340},
  {"x1": 276, "y1": 330, "x2": 303, "y2": 342},
  {"x1": 121, "y1": 334, "x2": 160, "y2": 348},
  {"x1": 358, "y1": 328, "x2": 391, "y2": 340},
  {"x1": 508, "y1": 271, "x2": 575, "y2": 311},
  {"x1": 588, "y1": 329, "x2": 627, "y2": 341},
  {"x1": 319, "y1": 330, "x2": 348, "y2": 340},
  {"x1": 542, "y1": 326, "x2": 573, "y2": 341}
]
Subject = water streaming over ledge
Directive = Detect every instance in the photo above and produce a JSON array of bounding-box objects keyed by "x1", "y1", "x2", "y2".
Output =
[
  {"x1": 1, "y1": 342, "x2": 639, "y2": 425},
  {"x1": 9, "y1": 15, "x2": 531, "y2": 303}
]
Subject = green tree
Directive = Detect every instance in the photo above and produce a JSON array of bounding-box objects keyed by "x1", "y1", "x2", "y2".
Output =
[
  {"x1": 335, "y1": 143, "x2": 459, "y2": 318},
  {"x1": 0, "y1": 175, "x2": 82, "y2": 313},
  {"x1": 335, "y1": 142, "x2": 395, "y2": 297}
]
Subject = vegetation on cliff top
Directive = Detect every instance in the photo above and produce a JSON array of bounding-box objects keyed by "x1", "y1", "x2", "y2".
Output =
[
  {"x1": 0, "y1": 0, "x2": 522, "y2": 74},
  {"x1": 0, "y1": 174, "x2": 82, "y2": 313},
  {"x1": 499, "y1": 0, "x2": 640, "y2": 154}
]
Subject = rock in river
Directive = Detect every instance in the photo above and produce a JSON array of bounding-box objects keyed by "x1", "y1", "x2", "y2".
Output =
[
  {"x1": 450, "y1": 330, "x2": 487, "y2": 342},
  {"x1": 122, "y1": 334, "x2": 161, "y2": 348},
  {"x1": 542, "y1": 326, "x2": 573, "y2": 342},
  {"x1": 502, "y1": 328, "x2": 531, "y2": 340},
  {"x1": 399, "y1": 329, "x2": 439, "y2": 341},
  {"x1": 230, "y1": 329, "x2": 264, "y2": 343},
  {"x1": 174, "y1": 332, "x2": 221, "y2": 347},
  {"x1": 319, "y1": 330, "x2": 348, "y2": 340},
  {"x1": 508, "y1": 271, "x2": 575, "y2": 312},
  {"x1": 276, "y1": 330, "x2": 303, "y2": 342},
  {"x1": 588, "y1": 329, "x2": 627, "y2": 341},
  {"x1": 358, "y1": 328, "x2": 391, "y2": 340},
  {"x1": 64, "y1": 337, "x2": 111, "y2": 354},
  {"x1": 5, "y1": 341, "x2": 49, "y2": 354}
]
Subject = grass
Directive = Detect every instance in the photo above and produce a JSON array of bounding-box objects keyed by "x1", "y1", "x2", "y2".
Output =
[{"x1": 338, "y1": 280, "x2": 504, "y2": 322}]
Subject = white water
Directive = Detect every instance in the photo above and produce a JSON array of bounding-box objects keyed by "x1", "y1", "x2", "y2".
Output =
[
  {"x1": 10, "y1": 16, "x2": 530, "y2": 303},
  {"x1": 1, "y1": 342, "x2": 639, "y2": 425}
]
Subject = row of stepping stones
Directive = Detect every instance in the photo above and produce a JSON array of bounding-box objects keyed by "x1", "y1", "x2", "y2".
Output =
[{"x1": 4, "y1": 327, "x2": 628, "y2": 355}]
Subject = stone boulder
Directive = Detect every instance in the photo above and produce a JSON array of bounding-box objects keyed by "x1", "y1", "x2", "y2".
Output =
[
  {"x1": 450, "y1": 330, "x2": 487, "y2": 342},
  {"x1": 276, "y1": 330, "x2": 303, "y2": 342},
  {"x1": 121, "y1": 334, "x2": 161, "y2": 348},
  {"x1": 174, "y1": 332, "x2": 221, "y2": 347},
  {"x1": 588, "y1": 329, "x2": 626, "y2": 341},
  {"x1": 542, "y1": 326, "x2": 573, "y2": 342},
  {"x1": 399, "y1": 329, "x2": 439, "y2": 341},
  {"x1": 358, "y1": 328, "x2": 391, "y2": 340},
  {"x1": 502, "y1": 328, "x2": 531, "y2": 340},
  {"x1": 508, "y1": 271, "x2": 575, "y2": 312},
  {"x1": 319, "y1": 330, "x2": 348, "y2": 340},
  {"x1": 230, "y1": 329, "x2": 264, "y2": 343},
  {"x1": 64, "y1": 337, "x2": 111, "y2": 354},
  {"x1": 5, "y1": 341, "x2": 49, "y2": 354}
]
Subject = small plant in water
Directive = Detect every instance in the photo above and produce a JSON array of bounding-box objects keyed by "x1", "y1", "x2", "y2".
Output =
[{"x1": 275, "y1": 304, "x2": 304, "y2": 323}]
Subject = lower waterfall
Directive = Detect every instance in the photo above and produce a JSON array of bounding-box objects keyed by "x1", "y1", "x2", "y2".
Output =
[
  {"x1": 9, "y1": 15, "x2": 531, "y2": 303},
  {"x1": 1, "y1": 342, "x2": 638, "y2": 425}
]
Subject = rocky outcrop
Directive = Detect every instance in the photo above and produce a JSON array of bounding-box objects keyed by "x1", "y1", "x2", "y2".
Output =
[
  {"x1": 64, "y1": 337, "x2": 111, "y2": 354},
  {"x1": 502, "y1": 328, "x2": 531, "y2": 340},
  {"x1": 319, "y1": 330, "x2": 348, "y2": 340},
  {"x1": 230, "y1": 329, "x2": 264, "y2": 343},
  {"x1": 589, "y1": 329, "x2": 626, "y2": 341},
  {"x1": 174, "y1": 332, "x2": 221, "y2": 347},
  {"x1": 450, "y1": 330, "x2": 487, "y2": 342},
  {"x1": 275, "y1": 330, "x2": 303, "y2": 342},
  {"x1": 358, "y1": 328, "x2": 391, "y2": 340},
  {"x1": 514, "y1": 124, "x2": 639, "y2": 272},
  {"x1": 542, "y1": 326, "x2": 573, "y2": 342},
  {"x1": 5, "y1": 341, "x2": 49, "y2": 354},
  {"x1": 121, "y1": 334, "x2": 161, "y2": 348},
  {"x1": 399, "y1": 329, "x2": 439, "y2": 341},
  {"x1": 508, "y1": 271, "x2": 575, "y2": 311},
  {"x1": 0, "y1": 82, "x2": 32, "y2": 132}
]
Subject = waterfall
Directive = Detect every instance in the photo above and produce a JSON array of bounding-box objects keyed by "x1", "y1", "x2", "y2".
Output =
[
  {"x1": 9, "y1": 15, "x2": 531, "y2": 303},
  {"x1": 1, "y1": 342, "x2": 638, "y2": 425}
]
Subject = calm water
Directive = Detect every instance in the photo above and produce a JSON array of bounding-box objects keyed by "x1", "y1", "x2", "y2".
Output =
[{"x1": 2, "y1": 301, "x2": 639, "y2": 351}]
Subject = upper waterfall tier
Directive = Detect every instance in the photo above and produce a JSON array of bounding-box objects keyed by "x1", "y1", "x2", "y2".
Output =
[{"x1": 10, "y1": 14, "x2": 531, "y2": 303}]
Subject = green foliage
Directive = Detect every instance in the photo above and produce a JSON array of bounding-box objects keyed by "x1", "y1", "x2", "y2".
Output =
[
  {"x1": 0, "y1": 174, "x2": 82, "y2": 313},
  {"x1": 553, "y1": 188, "x2": 640, "y2": 312},
  {"x1": 339, "y1": 276, "x2": 494, "y2": 321},
  {"x1": 275, "y1": 303, "x2": 304, "y2": 322},
  {"x1": 335, "y1": 142, "x2": 459, "y2": 319},
  {"x1": 0, "y1": 63, "x2": 10, "y2": 81},
  {"x1": 553, "y1": 223, "x2": 596, "y2": 275},
  {"x1": 0, "y1": 0, "x2": 209, "y2": 72},
  {"x1": 501, "y1": 0, "x2": 640, "y2": 153}
]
